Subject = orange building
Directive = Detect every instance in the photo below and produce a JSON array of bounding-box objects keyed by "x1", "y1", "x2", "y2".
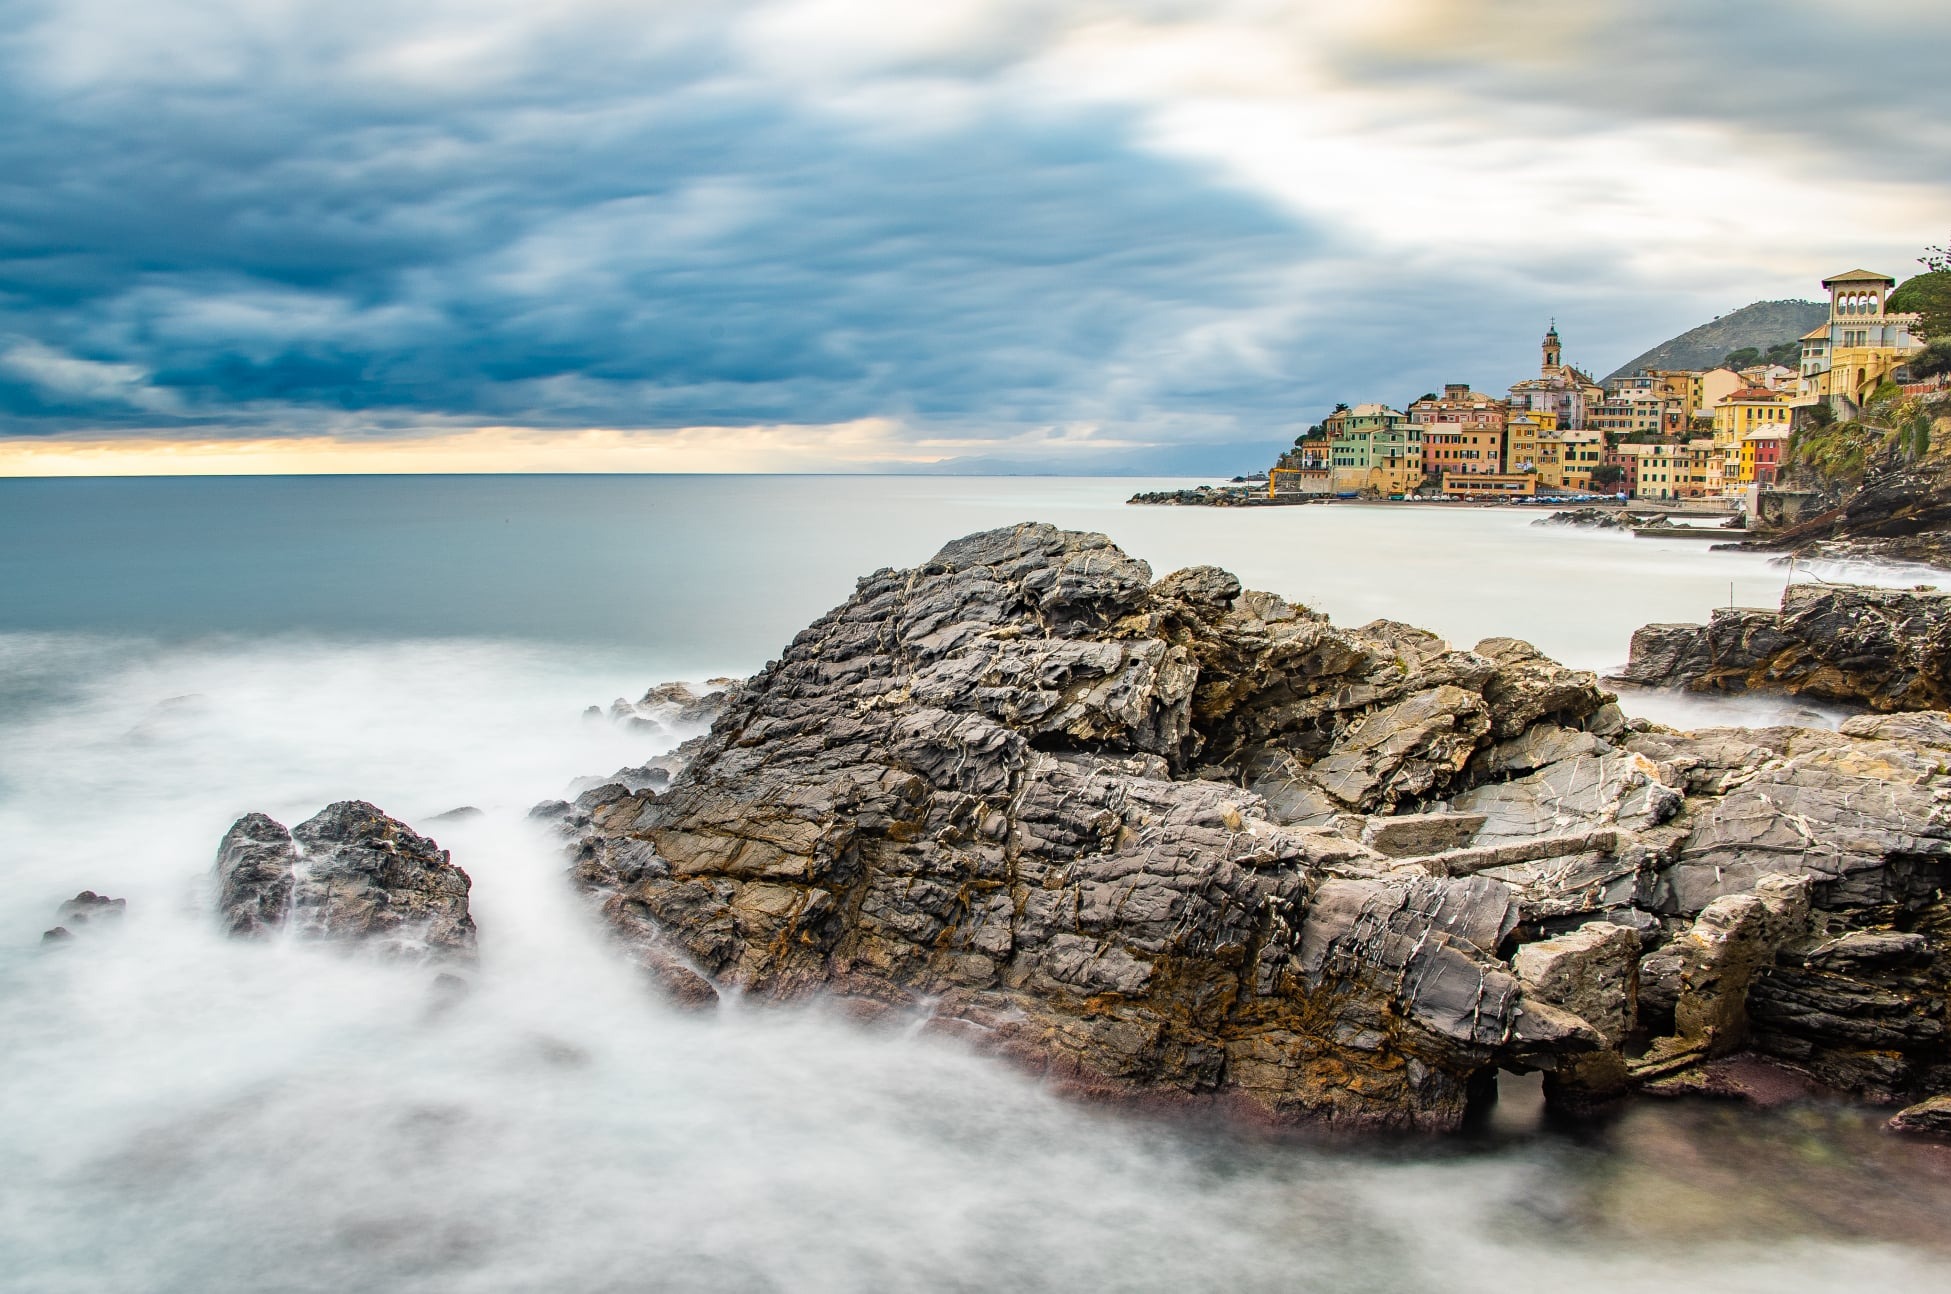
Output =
[{"x1": 1410, "y1": 384, "x2": 1507, "y2": 478}]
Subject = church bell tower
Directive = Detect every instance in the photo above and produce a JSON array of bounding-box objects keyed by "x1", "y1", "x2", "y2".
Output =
[{"x1": 1542, "y1": 322, "x2": 1563, "y2": 377}]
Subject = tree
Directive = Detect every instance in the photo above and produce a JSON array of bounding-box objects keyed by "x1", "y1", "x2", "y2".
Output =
[
  {"x1": 1589, "y1": 464, "x2": 1627, "y2": 490},
  {"x1": 1889, "y1": 270, "x2": 1951, "y2": 340},
  {"x1": 1903, "y1": 340, "x2": 1951, "y2": 380}
]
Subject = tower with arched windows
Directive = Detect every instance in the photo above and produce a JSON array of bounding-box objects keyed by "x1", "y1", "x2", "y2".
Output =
[{"x1": 1797, "y1": 269, "x2": 1924, "y2": 407}]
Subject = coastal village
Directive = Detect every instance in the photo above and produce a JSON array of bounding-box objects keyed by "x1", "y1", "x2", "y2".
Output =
[{"x1": 1249, "y1": 267, "x2": 1941, "y2": 509}]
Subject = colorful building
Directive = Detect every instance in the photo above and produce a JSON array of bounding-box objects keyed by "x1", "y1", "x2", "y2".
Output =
[
  {"x1": 1554, "y1": 428, "x2": 1605, "y2": 493},
  {"x1": 1607, "y1": 443, "x2": 1651, "y2": 496},
  {"x1": 1503, "y1": 408, "x2": 1558, "y2": 476},
  {"x1": 1798, "y1": 269, "x2": 1926, "y2": 407},
  {"x1": 1740, "y1": 427, "x2": 1790, "y2": 487},
  {"x1": 1325, "y1": 403, "x2": 1424, "y2": 495},
  {"x1": 1712, "y1": 386, "x2": 1792, "y2": 491},
  {"x1": 1409, "y1": 384, "x2": 1506, "y2": 478},
  {"x1": 1630, "y1": 440, "x2": 1718, "y2": 501},
  {"x1": 1508, "y1": 324, "x2": 1604, "y2": 430},
  {"x1": 1736, "y1": 363, "x2": 1799, "y2": 393}
]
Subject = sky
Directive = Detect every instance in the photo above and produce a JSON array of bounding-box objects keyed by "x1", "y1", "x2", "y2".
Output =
[{"x1": 2, "y1": 0, "x2": 1949, "y2": 475}]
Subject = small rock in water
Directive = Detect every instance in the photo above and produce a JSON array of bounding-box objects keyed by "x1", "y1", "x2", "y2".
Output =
[
  {"x1": 213, "y1": 801, "x2": 478, "y2": 962},
  {"x1": 56, "y1": 891, "x2": 126, "y2": 926},
  {"x1": 39, "y1": 891, "x2": 127, "y2": 945},
  {"x1": 426, "y1": 806, "x2": 484, "y2": 823}
]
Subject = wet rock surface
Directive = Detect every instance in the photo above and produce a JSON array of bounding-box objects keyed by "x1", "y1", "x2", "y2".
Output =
[
  {"x1": 1616, "y1": 583, "x2": 1951, "y2": 712},
  {"x1": 564, "y1": 524, "x2": 1951, "y2": 1129},
  {"x1": 214, "y1": 801, "x2": 477, "y2": 961}
]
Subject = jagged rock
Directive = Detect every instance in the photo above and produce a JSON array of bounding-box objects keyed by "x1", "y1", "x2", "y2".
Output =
[
  {"x1": 1633, "y1": 876, "x2": 1813, "y2": 1078},
  {"x1": 213, "y1": 801, "x2": 476, "y2": 961},
  {"x1": 1888, "y1": 1094, "x2": 1951, "y2": 1137},
  {"x1": 562, "y1": 524, "x2": 1951, "y2": 1126},
  {"x1": 1513, "y1": 919, "x2": 1640, "y2": 1107},
  {"x1": 1616, "y1": 583, "x2": 1951, "y2": 712},
  {"x1": 1513, "y1": 921, "x2": 1638, "y2": 1046},
  {"x1": 594, "y1": 679, "x2": 739, "y2": 738},
  {"x1": 1647, "y1": 735, "x2": 1951, "y2": 914}
]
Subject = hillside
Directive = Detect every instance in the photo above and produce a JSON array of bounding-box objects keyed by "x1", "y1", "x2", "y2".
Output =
[{"x1": 1604, "y1": 299, "x2": 1827, "y2": 380}]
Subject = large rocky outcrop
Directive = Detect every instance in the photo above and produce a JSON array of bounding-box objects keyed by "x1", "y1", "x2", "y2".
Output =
[
  {"x1": 215, "y1": 801, "x2": 477, "y2": 961},
  {"x1": 1615, "y1": 583, "x2": 1951, "y2": 711},
  {"x1": 565, "y1": 525, "x2": 1951, "y2": 1129}
]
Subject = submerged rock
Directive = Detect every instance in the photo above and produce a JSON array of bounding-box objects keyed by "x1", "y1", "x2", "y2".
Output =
[
  {"x1": 40, "y1": 890, "x2": 128, "y2": 945},
  {"x1": 214, "y1": 801, "x2": 477, "y2": 961},
  {"x1": 1615, "y1": 583, "x2": 1951, "y2": 712},
  {"x1": 564, "y1": 524, "x2": 1951, "y2": 1129}
]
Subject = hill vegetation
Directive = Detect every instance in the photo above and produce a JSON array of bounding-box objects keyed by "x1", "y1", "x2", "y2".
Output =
[{"x1": 1605, "y1": 299, "x2": 1827, "y2": 381}]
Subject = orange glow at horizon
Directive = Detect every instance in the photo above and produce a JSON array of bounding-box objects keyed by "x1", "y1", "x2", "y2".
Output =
[{"x1": 0, "y1": 420, "x2": 946, "y2": 476}]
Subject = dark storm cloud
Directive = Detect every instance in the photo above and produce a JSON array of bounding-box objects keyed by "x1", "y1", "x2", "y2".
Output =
[{"x1": 0, "y1": 1, "x2": 1338, "y2": 445}]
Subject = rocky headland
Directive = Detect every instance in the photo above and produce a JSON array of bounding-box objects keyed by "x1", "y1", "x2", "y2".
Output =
[{"x1": 546, "y1": 523, "x2": 1951, "y2": 1133}]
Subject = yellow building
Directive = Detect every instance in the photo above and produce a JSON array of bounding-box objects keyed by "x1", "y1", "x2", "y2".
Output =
[
  {"x1": 1503, "y1": 409, "x2": 1559, "y2": 475},
  {"x1": 1798, "y1": 269, "x2": 1925, "y2": 406},
  {"x1": 1712, "y1": 386, "x2": 1791, "y2": 490},
  {"x1": 1502, "y1": 409, "x2": 1597, "y2": 491},
  {"x1": 1630, "y1": 440, "x2": 1719, "y2": 501},
  {"x1": 1554, "y1": 428, "x2": 1605, "y2": 492}
]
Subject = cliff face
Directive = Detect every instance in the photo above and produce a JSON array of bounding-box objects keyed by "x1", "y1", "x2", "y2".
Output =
[
  {"x1": 559, "y1": 525, "x2": 1951, "y2": 1130},
  {"x1": 1764, "y1": 413, "x2": 1951, "y2": 568}
]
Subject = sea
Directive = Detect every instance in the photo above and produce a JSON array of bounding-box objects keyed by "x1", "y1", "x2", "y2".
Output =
[{"x1": 3, "y1": 474, "x2": 1950, "y2": 1293}]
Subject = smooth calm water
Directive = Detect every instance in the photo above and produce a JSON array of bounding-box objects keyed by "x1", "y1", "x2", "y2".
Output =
[{"x1": 4, "y1": 475, "x2": 1951, "y2": 1293}]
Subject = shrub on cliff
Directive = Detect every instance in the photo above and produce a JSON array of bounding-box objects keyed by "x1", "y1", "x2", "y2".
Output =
[{"x1": 1787, "y1": 419, "x2": 1885, "y2": 486}]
